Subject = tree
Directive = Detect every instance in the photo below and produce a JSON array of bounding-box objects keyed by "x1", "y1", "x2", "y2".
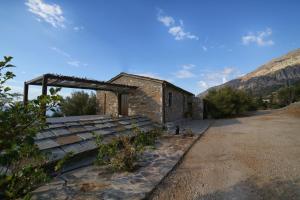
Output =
[
  {"x1": 254, "y1": 95, "x2": 267, "y2": 110},
  {"x1": 277, "y1": 85, "x2": 300, "y2": 107},
  {"x1": 205, "y1": 87, "x2": 255, "y2": 118},
  {"x1": 59, "y1": 91, "x2": 97, "y2": 116},
  {"x1": 0, "y1": 56, "x2": 62, "y2": 199}
]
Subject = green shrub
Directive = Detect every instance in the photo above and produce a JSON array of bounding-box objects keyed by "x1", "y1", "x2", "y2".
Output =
[{"x1": 205, "y1": 87, "x2": 255, "y2": 118}]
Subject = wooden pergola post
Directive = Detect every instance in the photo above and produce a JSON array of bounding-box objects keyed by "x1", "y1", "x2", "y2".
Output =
[
  {"x1": 23, "y1": 82, "x2": 29, "y2": 105},
  {"x1": 41, "y1": 75, "x2": 48, "y2": 116}
]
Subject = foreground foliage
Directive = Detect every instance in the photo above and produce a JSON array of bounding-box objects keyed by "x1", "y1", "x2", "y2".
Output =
[
  {"x1": 95, "y1": 127, "x2": 162, "y2": 172},
  {"x1": 0, "y1": 56, "x2": 62, "y2": 199},
  {"x1": 205, "y1": 87, "x2": 255, "y2": 118}
]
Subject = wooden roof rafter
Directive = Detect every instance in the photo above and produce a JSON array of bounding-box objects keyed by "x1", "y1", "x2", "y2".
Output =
[
  {"x1": 23, "y1": 73, "x2": 137, "y2": 106},
  {"x1": 25, "y1": 73, "x2": 136, "y2": 91}
]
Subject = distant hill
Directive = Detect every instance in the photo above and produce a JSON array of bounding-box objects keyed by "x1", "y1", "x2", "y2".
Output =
[{"x1": 198, "y1": 48, "x2": 300, "y2": 97}]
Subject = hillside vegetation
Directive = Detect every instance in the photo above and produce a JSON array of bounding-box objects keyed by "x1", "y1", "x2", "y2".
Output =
[{"x1": 199, "y1": 48, "x2": 300, "y2": 97}]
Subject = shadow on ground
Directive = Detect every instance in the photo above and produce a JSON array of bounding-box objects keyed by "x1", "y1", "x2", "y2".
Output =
[
  {"x1": 196, "y1": 177, "x2": 300, "y2": 200},
  {"x1": 210, "y1": 118, "x2": 241, "y2": 127}
]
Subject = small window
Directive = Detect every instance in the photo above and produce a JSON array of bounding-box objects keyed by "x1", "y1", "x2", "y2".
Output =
[{"x1": 168, "y1": 92, "x2": 172, "y2": 107}]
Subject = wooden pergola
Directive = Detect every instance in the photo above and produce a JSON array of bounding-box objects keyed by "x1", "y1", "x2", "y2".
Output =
[{"x1": 23, "y1": 73, "x2": 137, "y2": 104}]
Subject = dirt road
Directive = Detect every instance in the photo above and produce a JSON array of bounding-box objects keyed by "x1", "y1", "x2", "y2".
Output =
[{"x1": 150, "y1": 105, "x2": 300, "y2": 200}]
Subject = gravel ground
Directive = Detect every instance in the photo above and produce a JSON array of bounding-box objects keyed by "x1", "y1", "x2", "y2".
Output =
[{"x1": 150, "y1": 106, "x2": 300, "y2": 200}]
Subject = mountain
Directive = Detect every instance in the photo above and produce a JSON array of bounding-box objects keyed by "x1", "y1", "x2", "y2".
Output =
[{"x1": 199, "y1": 48, "x2": 300, "y2": 97}]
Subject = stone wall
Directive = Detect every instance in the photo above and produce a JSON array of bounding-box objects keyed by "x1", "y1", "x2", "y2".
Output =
[
  {"x1": 97, "y1": 91, "x2": 118, "y2": 116},
  {"x1": 164, "y1": 86, "x2": 193, "y2": 122},
  {"x1": 97, "y1": 74, "x2": 201, "y2": 124},
  {"x1": 97, "y1": 75, "x2": 163, "y2": 123}
]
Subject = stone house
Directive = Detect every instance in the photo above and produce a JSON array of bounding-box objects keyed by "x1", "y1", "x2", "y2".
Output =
[{"x1": 97, "y1": 73, "x2": 203, "y2": 124}]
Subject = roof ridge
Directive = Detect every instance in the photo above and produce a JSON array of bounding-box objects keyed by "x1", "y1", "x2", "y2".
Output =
[{"x1": 109, "y1": 72, "x2": 194, "y2": 95}]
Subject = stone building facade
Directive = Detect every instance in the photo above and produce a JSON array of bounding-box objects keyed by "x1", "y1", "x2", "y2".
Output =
[{"x1": 97, "y1": 73, "x2": 203, "y2": 124}]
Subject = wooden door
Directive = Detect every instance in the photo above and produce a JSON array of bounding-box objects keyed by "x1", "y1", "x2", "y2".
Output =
[{"x1": 119, "y1": 94, "x2": 128, "y2": 116}]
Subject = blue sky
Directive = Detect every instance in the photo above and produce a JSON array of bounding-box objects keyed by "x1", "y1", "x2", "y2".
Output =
[{"x1": 1, "y1": 0, "x2": 300, "y2": 98}]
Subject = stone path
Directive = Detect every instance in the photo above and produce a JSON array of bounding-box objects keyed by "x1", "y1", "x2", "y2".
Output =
[
  {"x1": 150, "y1": 109, "x2": 300, "y2": 200},
  {"x1": 32, "y1": 120, "x2": 211, "y2": 200}
]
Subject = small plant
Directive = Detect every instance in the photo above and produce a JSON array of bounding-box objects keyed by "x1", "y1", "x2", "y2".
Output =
[
  {"x1": 94, "y1": 134, "x2": 119, "y2": 166},
  {"x1": 95, "y1": 127, "x2": 162, "y2": 172},
  {"x1": 110, "y1": 136, "x2": 139, "y2": 172},
  {"x1": 133, "y1": 127, "x2": 162, "y2": 150},
  {"x1": 182, "y1": 128, "x2": 194, "y2": 137},
  {"x1": 54, "y1": 152, "x2": 74, "y2": 174}
]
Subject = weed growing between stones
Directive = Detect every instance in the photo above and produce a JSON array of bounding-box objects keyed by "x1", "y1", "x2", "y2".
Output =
[
  {"x1": 95, "y1": 127, "x2": 162, "y2": 172},
  {"x1": 94, "y1": 135, "x2": 119, "y2": 166},
  {"x1": 133, "y1": 127, "x2": 162, "y2": 151},
  {"x1": 182, "y1": 128, "x2": 194, "y2": 137}
]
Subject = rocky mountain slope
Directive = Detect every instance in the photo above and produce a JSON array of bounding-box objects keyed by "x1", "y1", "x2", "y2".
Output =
[{"x1": 199, "y1": 48, "x2": 300, "y2": 97}]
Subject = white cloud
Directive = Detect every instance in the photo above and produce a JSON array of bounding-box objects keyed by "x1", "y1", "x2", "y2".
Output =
[
  {"x1": 157, "y1": 9, "x2": 198, "y2": 41},
  {"x1": 182, "y1": 64, "x2": 195, "y2": 70},
  {"x1": 222, "y1": 77, "x2": 227, "y2": 84},
  {"x1": 197, "y1": 81, "x2": 209, "y2": 91},
  {"x1": 197, "y1": 67, "x2": 242, "y2": 92},
  {"x1": 67, "y1": 60, "x2": 87, "y2": 68},
  {"x1": 67, "y1": 60, "x2": 80, "y2": 67},
  {"x1": 202, "y1": 46, "x2": 208, "y2": 51},
  {"x1": 174, "y1": 64, "x2": 196, "y2": 79},
  {"x1": 25, "y1": 0, "x2": 65, "y2": 28},
  {"x1": 168, "y1": 26, "x2": 199, "y2": 41},
  {"x1": 242, "y1": 28, "x2": 274, "y2": 46},
  {"x1": 73, "y1": 26, "x2": 84, "y2": 32},
  {"x1": 51, "y1": 47, "x2": 87, "y2": 68},
  {"x1": 51, "y1": 47, "x2": 71, "y2": 58},
  {"x1": 223, "y1": 67, "x2": 234, "y2": 75},
  {"x1": 157, "y1": 15, "x2": 175, "y2": 27},
  {"x1": 175, "y1": 69, "x2": 195, "y2": 79}
]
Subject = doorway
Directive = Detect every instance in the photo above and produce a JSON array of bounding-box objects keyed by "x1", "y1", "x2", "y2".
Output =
[{"x1": 118, "y1": 94, "x2": 128, "y2": 116}]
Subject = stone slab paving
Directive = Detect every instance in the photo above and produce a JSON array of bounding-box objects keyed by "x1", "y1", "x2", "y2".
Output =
[{"x1": 32, "y1": 120, "x2": 211, "y2": 200}]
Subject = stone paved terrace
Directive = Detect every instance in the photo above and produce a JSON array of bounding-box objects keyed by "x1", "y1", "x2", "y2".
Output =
[
  {"x1": 36, "y1": 115, "x2": 159, "y2": 172},
  {"x1": 32, "y1": 120, "x2": 211, "y2": 200}
]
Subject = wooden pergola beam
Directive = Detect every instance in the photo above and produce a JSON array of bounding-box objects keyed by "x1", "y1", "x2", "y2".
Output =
[{"x1": 25, "y1": 73, "x2": 137, "y2": 93}]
